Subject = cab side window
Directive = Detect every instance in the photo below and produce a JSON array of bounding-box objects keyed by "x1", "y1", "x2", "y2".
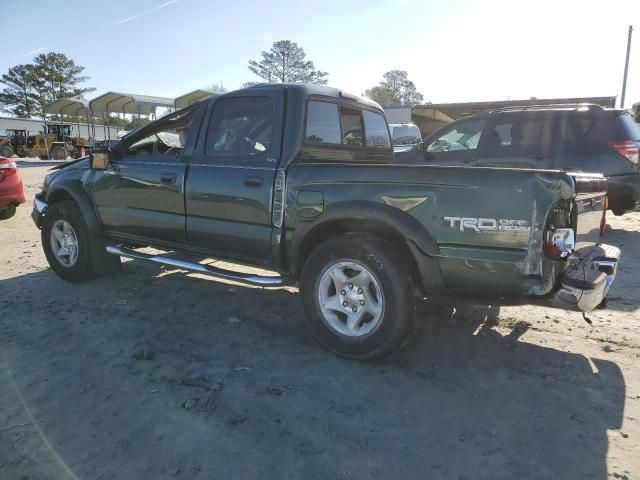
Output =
[
  {"x1": 363, "y1": 110, "x2": 391, "y2": 148},
  {"x1": 205, "y1": 97, "x2": 274, "y2": 158},
  {"x1": 305, "y1": 101, "x2": 341, "y2": 144}
]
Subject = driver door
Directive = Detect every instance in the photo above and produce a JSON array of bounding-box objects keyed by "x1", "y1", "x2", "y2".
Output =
[
  {"x1": 185, "y1": 89, "x2": 284, "y2": 266},
  {"x1": 90, "y1": 107, "x2": 196, "y2": 244}
]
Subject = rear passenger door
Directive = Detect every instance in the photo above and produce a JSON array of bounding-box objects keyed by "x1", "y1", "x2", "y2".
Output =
[
  {"x1": 185, "y1": 89, "x2": 284, "y2": 265},
  {"x1": 474, "y1": 112, "x2": 557, "y2": 169}
]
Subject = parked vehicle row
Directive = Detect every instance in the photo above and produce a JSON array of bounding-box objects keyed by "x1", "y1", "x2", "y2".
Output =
[{"x1": 31, "y1": 84, "x2": 621, "y2": 359}]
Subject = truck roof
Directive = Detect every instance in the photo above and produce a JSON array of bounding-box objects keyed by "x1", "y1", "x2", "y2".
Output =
[{"x1": 231, "y1": 83, "x2": 385, "y2": 112}]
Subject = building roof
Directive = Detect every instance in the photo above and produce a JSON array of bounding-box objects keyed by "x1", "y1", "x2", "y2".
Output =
[
  {"x1": 174, "y1": 89, "x2": 217, "y2": 109},
  {"x1": 44, "y1": 97, "x2": 90, "y2": 116},
  {"x1": 89, "y1": 92, "x2": 174, "y2": 115}
]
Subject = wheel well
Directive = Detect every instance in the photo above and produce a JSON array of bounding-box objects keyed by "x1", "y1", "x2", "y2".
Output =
[
  {"x1": 296, "y1": 219, "x2": 422, "y2": 289},
  {"x1": 48, "y1": 189, "x2": 74, "y2": 204}
]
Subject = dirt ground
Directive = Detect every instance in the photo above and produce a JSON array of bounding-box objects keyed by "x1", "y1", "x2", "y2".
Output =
[{"x1": 1, "y1": 161, "x2": 639, "y2": 480}]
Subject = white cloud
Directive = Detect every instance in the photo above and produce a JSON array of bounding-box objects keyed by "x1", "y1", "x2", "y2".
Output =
[
  {"x1": 20, "y1": 47, "x2": 46, "y2": 58},
  {"x1": 111, "y1": 0, "x2": 181, "y2": 26}
]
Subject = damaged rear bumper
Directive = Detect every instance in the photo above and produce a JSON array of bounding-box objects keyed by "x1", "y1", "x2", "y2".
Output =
[{"x1": 552, "y1": 244, "x2": 621, "y2": 312}]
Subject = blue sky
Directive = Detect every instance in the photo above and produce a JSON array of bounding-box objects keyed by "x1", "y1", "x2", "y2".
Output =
[{"x1": 0, "y1": 0, "x2": 638, "y2": 106}]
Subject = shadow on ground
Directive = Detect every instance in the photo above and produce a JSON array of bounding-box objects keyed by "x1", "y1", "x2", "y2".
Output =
[{"x1": 0, "y1": 261, "x2": 626, "y2": 480}]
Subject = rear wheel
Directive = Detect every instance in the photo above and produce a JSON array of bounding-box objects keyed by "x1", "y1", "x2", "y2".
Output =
[
  {"x1": 300, "y1": 233, "x2": 417, "y2": 360},
  {"x1": 42, "y1": 201, "x2": 93, "y2": 282},
  {"x1": 0, "y1": 205, "x2": 16, "y2": 220}
]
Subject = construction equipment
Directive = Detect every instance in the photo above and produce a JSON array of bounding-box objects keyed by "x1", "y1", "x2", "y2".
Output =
[
  {"x1": 0, "y1": 129, "x2": 27, "y2": 158},
  {"x1": 18, "y1": 124, "x2": 91, "y2": 160}
]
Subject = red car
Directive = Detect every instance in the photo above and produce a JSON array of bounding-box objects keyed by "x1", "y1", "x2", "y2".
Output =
[{"x1": 0, "y1": 157, "x2": 25, "y2": 219}]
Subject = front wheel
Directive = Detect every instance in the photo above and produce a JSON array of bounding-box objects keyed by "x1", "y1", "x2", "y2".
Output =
[
  {"x1": 0, "y1": 146, "x2": 13, "y2": 157},
  {"x1": 300, "y1": 233, "x2": 417, "y2": 360},
  {"x1": 42, "y1": 201, "x2": 94, "y2": 282}
]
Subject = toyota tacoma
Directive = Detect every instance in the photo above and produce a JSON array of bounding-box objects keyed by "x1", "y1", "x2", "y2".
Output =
[{"x1": 32, "y1": 84, "x2": 621, "y2": 359}]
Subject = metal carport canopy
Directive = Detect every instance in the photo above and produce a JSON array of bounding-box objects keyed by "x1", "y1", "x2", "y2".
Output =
[
  {"x1": 89, "y1": 92, "x2": 174, "y2": 115},
  {"x1": 45, "y1": 97, "x2": 90, "y2": 116},
  {"x1": 174, "y1": 89, "x2": 216, "y2": 109}
]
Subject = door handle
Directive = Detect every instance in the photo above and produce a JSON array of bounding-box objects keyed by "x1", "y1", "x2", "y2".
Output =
[
  {"x1": 161, "y1": 173, "x2": 176, "y2": 184},
  {"x1": 244, "y1": 176, "x2": 263, "y2": 187}
]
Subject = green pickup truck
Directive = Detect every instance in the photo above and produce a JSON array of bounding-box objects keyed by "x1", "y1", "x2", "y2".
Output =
[{"x1": 32, "y1": 84, "x2": 621, "y2": 359}]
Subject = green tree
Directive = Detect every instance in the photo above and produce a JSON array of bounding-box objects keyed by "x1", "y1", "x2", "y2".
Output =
[
  {"x1": 32, "y1": 52, "x2": 95, "y2": 115},
  {"x1": 0, "y1": 64, "x2": 39, "y2": 117},
  {"x1": 0, "y1": 52, "x2": 94, "y2": 119},
  {"x1": 364, "y1": 70, "x2": 424, "y2": 106},
  {"x1": 248, "y1": 40, "x2": 328, "y2": 85}
]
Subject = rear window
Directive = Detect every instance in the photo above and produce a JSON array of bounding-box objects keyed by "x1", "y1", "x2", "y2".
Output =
[
  {"x1": 619, "y1": 114, "x2": 640, "y2": 141},
  {"x1": 340, "y1": 106, "x2": 363, "y2": 146}
]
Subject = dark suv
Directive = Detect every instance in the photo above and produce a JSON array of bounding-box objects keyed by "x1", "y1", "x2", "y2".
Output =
[{"x1": 414, "y1": 105, "x2": 640, "y2": 215}]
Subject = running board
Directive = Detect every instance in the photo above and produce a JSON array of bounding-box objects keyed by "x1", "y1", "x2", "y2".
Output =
[{"x1": 105, "y1": 244, "x2": 294, "y2": 287}]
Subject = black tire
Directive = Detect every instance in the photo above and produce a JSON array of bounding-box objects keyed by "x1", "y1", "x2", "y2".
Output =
[
  {"x1": 0, "y1": 146, "x2": 13, "y2": 157},
  {"x1": 300, "y1": 233, "x2": 417, "y2": 360},
  {"x1": 0, "y1": 205, "x2": 16, "y2": 219},
  {"x1": 42, "y1": 201, "x2": 94, "y2": 282},
  {"x1": 51, "y1": 146, "x2": 66, "y2": 160}
]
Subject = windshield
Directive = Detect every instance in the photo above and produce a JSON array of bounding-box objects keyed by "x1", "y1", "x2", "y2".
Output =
[{"x1": 391, "y1": 125, "x2": 421, "y2": 145}]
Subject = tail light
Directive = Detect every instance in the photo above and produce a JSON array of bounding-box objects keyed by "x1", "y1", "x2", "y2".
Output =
[
  {"x1": 0, "y1": 158, "x2": 18, "y2": 178},
  {"x1": 608, "y1": 141, "x2": 639, "y2": 164},
  {"x1": 544, "y1": 228, "x2": 575, "y2": 259}
]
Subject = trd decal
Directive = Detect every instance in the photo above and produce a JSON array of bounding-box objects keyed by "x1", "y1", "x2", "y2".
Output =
[{"x1": 443, "y1": 217, "x2": 531, "y2": 234}]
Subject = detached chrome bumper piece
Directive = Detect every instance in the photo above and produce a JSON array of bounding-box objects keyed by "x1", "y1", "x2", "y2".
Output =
[
  {"x1": 552, "y1": 244, "x2": 621, "y2": 312},
  {"x1": 31, "y1": 196, "x2": 48, "y2": 228}
]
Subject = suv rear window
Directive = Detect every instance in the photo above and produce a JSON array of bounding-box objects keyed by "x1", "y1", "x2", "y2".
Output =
[{"x1": 619, "y1": 114, "x2": 640, "y2": 141}]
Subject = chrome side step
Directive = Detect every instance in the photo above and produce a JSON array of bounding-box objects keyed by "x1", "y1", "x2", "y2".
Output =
[{"x1": 105, "y1": 243, "x2": 294, "y2": 287}]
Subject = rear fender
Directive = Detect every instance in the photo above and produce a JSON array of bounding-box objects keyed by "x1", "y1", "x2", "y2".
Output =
[{"x1": 289, "y1": 201, "x2": 444, "y2": 292}]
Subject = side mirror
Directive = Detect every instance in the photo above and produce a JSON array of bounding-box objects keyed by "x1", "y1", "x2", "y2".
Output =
[
  {"x1": 418, "y1": 141, "x2": 426, "y2": 153},
  {"x1": 90, "y1": 152, "x2": 109, "y2": 170}
]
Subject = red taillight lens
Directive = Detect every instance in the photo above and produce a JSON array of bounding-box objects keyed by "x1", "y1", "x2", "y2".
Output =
[
  {"x1": 609, "y1": 141, "x2": 639, "y2": 164},
  {"x1": 0, "y1": 158, "x2": 18, "y2": 177}
]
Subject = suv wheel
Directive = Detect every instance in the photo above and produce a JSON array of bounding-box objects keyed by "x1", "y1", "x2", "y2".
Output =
[
  {"x1": 42, "y1": 201, "x2": 94, "y2": 282},
  {"x1": 300, "y1": 233, "x2": 417, "y2": 359}
]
